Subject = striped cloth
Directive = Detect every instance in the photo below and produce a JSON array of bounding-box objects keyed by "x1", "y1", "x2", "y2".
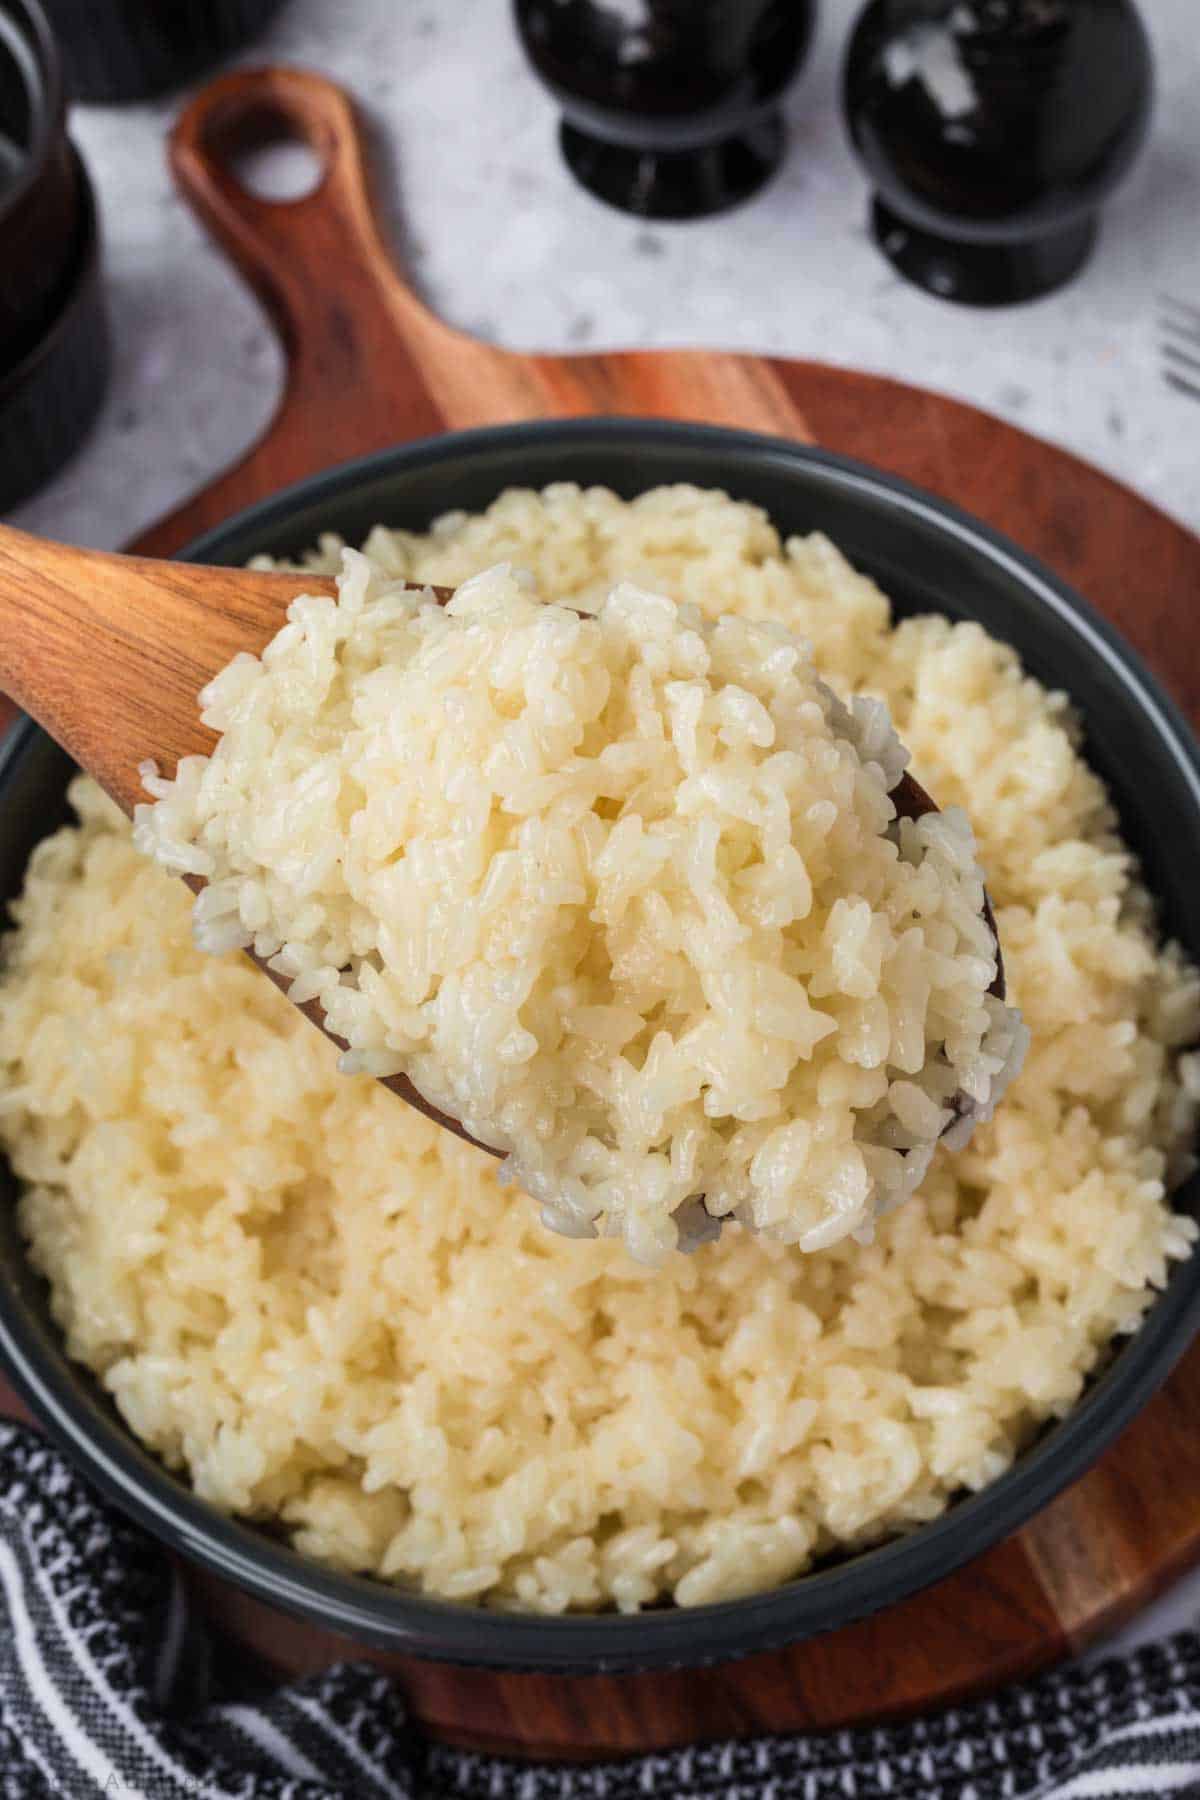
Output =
[{"x1": 1, "y1": 1422, "x2": 1199, "y2": 1800}]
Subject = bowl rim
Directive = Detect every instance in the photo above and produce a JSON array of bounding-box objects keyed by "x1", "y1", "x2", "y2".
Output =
[{"x1": 2, "y1": 415, "x2": 1200, "y2": 1672}]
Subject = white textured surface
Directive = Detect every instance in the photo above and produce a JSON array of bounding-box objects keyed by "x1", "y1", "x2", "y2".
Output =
[{"x1": 7, "y1": 0, "x2": 1200, "y2": 1655}]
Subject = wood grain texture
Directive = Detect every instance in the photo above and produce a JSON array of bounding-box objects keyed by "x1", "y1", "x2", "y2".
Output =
[
  {"x1": 0, "y1": 529, "x2": 332, "y2": 804},
  {"x1": 2, "y1": 61, "x2": 1200, "y2": 1760}
]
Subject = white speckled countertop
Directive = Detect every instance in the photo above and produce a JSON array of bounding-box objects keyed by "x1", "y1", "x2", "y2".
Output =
[{"x1": 8, "y1": 0, "x2": 1200, "y2": 1661}]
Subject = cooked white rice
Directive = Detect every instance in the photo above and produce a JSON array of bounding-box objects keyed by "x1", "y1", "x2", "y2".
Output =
[
  {"x1": 133, "y1": 559, "x2": 1023, "y2": 1264},
  {"x1": 2, "y1": 483, "x2": 1197, "y2": 1614}
]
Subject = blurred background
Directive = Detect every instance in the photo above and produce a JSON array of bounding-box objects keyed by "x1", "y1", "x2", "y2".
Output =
[{"x1": 10, "y1": 0, "x2": 1199, "y2": 548}]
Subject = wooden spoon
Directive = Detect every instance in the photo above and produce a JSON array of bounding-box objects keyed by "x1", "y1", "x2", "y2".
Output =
[{"x1": 0, "y1": 522, "x2": 1002, "y2": 1168}]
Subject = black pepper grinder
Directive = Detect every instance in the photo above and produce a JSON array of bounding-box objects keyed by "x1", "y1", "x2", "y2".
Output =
[
  {"x1": 843, "y1": 0, "x2": 1154, "y2": 305},
  {"x1": 513, "y1": 0, "x2": 819, "y2": 220}
]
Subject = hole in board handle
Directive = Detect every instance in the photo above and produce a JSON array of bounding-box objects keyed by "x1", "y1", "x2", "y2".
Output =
[{"x1": 205, "y1": 100, "x2": 326, "y2": 203}]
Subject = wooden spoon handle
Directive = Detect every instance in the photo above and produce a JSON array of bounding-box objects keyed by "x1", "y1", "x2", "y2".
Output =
[
  {"x1": 0, "y1": 524, "x2": 334, "y2": 811},
  {"x1": 171, "y1": 67, "x2": 447, "y2": 367}
]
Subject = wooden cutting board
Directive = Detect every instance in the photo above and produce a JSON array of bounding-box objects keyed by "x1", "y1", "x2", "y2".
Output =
[{"x1": 4, "y1": 64, "x2": 1200, "y2": 1761}]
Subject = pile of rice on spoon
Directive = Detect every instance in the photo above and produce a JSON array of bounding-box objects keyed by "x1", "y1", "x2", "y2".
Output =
[{"x1": 136, "y1": 555, "x2": 1026, "y2": 1264}]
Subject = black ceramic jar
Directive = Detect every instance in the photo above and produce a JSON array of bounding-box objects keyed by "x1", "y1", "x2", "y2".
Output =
[
  {"x1": 843, "y1": 0, "x2": 1154, "y2": 305},
  {"x1": 0, "y1": 151, "x2": 108, "y2": 510},
  {"x1": 0, "y1": 0, "x2": 79, "y2": 356},
  {"x1": 0, "y1": 0, "x2": 107, "y2": 509},
  {"x1": 39, "y1": 0, "x2": 289, "y2": 104},
  {"x1": 514, "y1": 0, "x2": 818, "y2": 219}
]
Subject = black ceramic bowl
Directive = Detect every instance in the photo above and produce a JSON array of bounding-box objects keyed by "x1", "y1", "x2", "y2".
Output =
[{"x1": 2, "y1": 420, "x2": 1200, "y2": 1672}]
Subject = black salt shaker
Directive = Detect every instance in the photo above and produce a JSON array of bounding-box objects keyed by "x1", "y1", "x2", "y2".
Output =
[
  {"x1": 514, "y1": 0, "x2": 819, "y2": 220},
  {"x1": 843, "y1": 0, "x2": 1154, "y2": 305}
]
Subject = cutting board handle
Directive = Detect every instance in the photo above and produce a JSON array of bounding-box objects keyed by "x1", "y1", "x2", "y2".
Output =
[
  {"x1": 170, "y1": 67, "x2": 438, "y2": 367},
  {"x1": 138, "y1": 66, "x2": 480, "y2": 555}
]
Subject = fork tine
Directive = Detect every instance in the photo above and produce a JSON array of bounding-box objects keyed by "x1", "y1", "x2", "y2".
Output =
[
  {"x1": 1164, "y1": 340, "x2": 1200, "y2": 378},
  {"x1": 1159, "y1": 297, "x2": 1200, "y2": 399},
  {"x1": 1165, "y1": 369, "x2": 1200, "y2": 404}
]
